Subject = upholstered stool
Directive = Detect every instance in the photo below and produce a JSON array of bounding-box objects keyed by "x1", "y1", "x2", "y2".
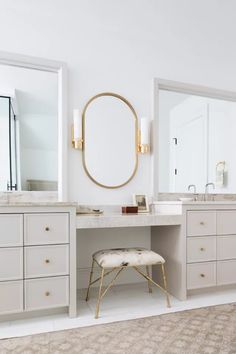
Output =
[{"x1": 86, "y1": 247, "x2": 171, "y2": 318}]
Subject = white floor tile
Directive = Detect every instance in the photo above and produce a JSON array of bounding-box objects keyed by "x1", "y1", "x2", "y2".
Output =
[{"x1": 0, "y1": 283, "x2": 236, "y2": 339}]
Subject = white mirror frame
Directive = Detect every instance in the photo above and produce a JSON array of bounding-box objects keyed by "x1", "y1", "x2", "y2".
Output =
[
  {"x1": 0, "y1": 51, "x2": 68, "y2": 201},
  {"x1": 152, "y1": 78, "x2": 236, "y2": 197}
]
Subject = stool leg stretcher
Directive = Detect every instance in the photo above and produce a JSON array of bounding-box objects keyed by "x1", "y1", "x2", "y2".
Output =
[{"x1": 86, "y1": 258, "x2": 171, "y2": 318}]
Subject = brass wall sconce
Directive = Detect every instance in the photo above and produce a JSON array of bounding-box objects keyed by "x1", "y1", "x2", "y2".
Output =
[
  {"x1": 137, "y1": 117, "x2": 150, "y2": 154},
  {"x1": 72, "y1": 109, "x2": 83, "y2": 150}
]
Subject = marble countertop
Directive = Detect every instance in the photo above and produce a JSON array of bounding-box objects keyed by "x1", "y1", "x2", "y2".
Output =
[
  {"x1": 0, "y1": 202, "x2": 77, "y2": 207},
  {"x1": 76, "y1": 212, "x2": 182, "y2": 229},
  {"x1": 154, "y1": 200, "x2": 236, "y2": 205}
]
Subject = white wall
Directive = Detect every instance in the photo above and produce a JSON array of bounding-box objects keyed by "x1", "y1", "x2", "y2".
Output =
[
  {"x1": 1, "y1": 0, "x2": 236, "y2": 204},
  {"x1": 1, "y1": 0, "x2": 236, "y2": 287}
]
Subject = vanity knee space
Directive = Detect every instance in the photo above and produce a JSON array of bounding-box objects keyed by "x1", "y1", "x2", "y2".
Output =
[{"x1": 187, "y1": 210, "x2": 236, "y2": 290}]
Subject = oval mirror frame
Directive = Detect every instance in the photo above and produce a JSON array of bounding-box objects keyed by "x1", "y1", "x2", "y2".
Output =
[{"x1": 82, "y1": 92, "x2": 138, "y2": 189}]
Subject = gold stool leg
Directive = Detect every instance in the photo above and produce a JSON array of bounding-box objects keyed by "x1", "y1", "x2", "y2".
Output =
[
  {"x1": 86, "y1": 258, "x2": 95, "y2": 301},
  {"x1": 95, "y1": 267, "x2": 105, "y2": 319},
  {"x1": 161, "y1": 263, "x2": 171, "y2": 308},
  {"x1": 146, "y1": 265, "x2": 152, "y2": 293}
]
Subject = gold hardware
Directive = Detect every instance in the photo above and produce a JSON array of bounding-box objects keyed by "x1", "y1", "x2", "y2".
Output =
[
  {"x1": 81, "y1": 92, "x2": 139, "y2": 189},
  {"x1": 45, "y1": 226, "x2": 50, "y2": 231},
  {"x1": 200, "y1": 273, "x2": 205, "y2": 278},
  {"x1": 72, "y1": 125, "x2": 83, "y2": 150},
  {"x1": 137, "y1": 130, "x2": 150, "y2": 154},
  {"x1": 200, "y1": 222, "x2": 204, "y2": 225},
  {"x1": 200, "y1": 247, "x2": 205, "y2": 251},
  {"x1": 45, "y1": 291, "x2": 50, "y2": 296},
  {"x1": 45, "y1": 259, "x2": 50, "y2": 264}
]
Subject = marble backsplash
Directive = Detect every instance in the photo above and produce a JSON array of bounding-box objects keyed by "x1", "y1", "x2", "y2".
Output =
[
  {"x1": 157, "y1": 193, "x2": 236, "y2": 201},
  {"x1": 0, "y1": 191, "x2": 58, "y2": 204}
]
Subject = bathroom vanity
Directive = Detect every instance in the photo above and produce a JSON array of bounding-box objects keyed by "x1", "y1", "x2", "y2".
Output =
[
  {"x1": 155, "y1": 201, "x2": 236, "y2": 300},
  {"x1": 0, "y1": 203, "x2": 76, "y2": 318},
  {"x1": 1, "y1": 201, "x2": 236, "y2": 321}
]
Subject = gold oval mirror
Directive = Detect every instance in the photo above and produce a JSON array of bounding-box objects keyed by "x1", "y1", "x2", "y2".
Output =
[{"x1": 82, "y1": 93, "x2": 138, "y2": 189}]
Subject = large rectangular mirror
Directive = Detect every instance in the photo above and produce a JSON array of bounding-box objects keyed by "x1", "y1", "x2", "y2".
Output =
[
  {"x1": 0, "y1": 52, "x2": 67, "y2": 200},
  {"x1": 155, "y1": 79, "x2": 236, "y2": 194}
]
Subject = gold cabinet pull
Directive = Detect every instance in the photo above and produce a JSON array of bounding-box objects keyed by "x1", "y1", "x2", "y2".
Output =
[
  {"x1": 45, "y1": 226, "x2": 50, "y2": 231},
  {"x1": 45, "y1": 291, "x2": 50, "y2": 296},
  {"x1": 200, "y1": 273, "x2": 205, "y2": 278},
  {"x1": 45, "y1": 259, "x2": 50, "y2": 264},
  {"x1": 200, "y1": 247, "x2": 205, "y2": 251}
]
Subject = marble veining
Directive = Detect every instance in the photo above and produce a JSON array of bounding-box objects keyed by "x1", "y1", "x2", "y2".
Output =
[
  {"x1": 76, "y1": 212, "x2": 182, "y2": 229},
  {"x1": 0, "y1": 191, "x2": 58, "y2": 204},
  {"x1": 158, "y1": 193, "x2": 236, "y2": 201}
]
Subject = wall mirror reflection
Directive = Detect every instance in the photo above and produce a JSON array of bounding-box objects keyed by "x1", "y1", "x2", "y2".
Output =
[
  {"x1": 158, "y1": 87, "x2": 236, "y2": 193},
  {"x1": 0, "y1": 64, "x2": 58, "y2": 192}
]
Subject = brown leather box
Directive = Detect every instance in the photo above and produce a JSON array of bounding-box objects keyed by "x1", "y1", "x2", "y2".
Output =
[{"x1": 121, "y1": 206, "x2": 138, "y2": 214}]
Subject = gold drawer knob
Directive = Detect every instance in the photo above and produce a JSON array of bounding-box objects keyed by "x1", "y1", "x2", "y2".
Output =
[
  {"x1": 200, "y1": 222, "x2": 204, "y2": 225},
  {"x1": 200, "y1": 247, "x2": 205, "y2": 251},
  {"x1": 45, "y1": 259, "x2": 50, "y2": 264},
  {"x1": 45, "y1": 291, "x2": 50, "y2": 296},
  {"x1": 200, "y1": 273, "x2": 205, "y2": 278},
  {"x1": 45, "y1": 226, "x2": 50, "y2": 231}
]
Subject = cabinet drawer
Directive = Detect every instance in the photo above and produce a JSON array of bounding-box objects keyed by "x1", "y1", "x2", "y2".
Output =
[
  {"x1": 217, "y1": 260, "x2": 236, "y2": 285},
  {"x1": 217, "y1": 211, "x2": 236, "y2": 235},
  {"x1": 217, "y1": 235, "x2": 236, "y2": 260},
  {"x1": 24, "y1": 213, "x2": 69, "y2": 245},
  {"x1": 187, "y1": 262, "x2": 216, "y2": 290},
  {"x1": 187, "y1": 236, "x2": 216, "y2": 263},
  {"x1": 24, "y1": 276, "x2": 69, "y2": 311},
  {"x1": 0, "y1": 248, "x2": 23, "y2": 281},
  {"x1": 24, "y1": 245, "x2": 69, "y2": 279},
  {"x1": 0, "y1": 214, "x2": 23, "y2": 247},
  {"x1": 187, "y1": 211, "x2": 216, "y2": 237},
  {"x1": 0, "y1": 281, "x2": 23, "y2": 315}
]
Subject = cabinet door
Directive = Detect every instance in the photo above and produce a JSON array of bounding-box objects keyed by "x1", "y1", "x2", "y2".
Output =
[
  {"x1": 24, "y1": 213, "x2": 69, "y2": 245},
  {"x1": 217, "y1": 260, "x2": 236, "y2": 285},
  {"x1": 187, "y1": 236, "x2": 216, "y2": 263},
  {"x1": 217, "y1": 235, "x2": 236, "y2": 260},
  {"x1": 0, "y1": 281, "x2": 23, "y2": 315},
  {"x1": 24, "y1": 244, "x2": 69, "y2": 278},
  {"x1": 0, "y1": 214, "x2": 23, "y2": 247},
  {"x1": 187, "y1": 262, "x2": 216, "y2": 290},
  {"x1": 187, "y1": 211, "x2": 216, "y2": 236},
  {"x1": 24, "y1": 276, "x2": 69, "y2": 311},
  {"x1": 217, "y1": 211, "x2": 236, "y2": 235},
  {"x1": 0, "y1": 247, "x2": 23, "y2": 281}
]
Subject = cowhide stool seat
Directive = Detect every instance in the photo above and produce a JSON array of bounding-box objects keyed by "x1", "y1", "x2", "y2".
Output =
[{"x1": 86, "y1": 247, "x2": 171, "y2": 318}]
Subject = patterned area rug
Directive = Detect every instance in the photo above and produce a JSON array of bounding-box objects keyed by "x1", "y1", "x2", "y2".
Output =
[{"x1": 1, "y1": 304, "x2": 236, "y2": 354}]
